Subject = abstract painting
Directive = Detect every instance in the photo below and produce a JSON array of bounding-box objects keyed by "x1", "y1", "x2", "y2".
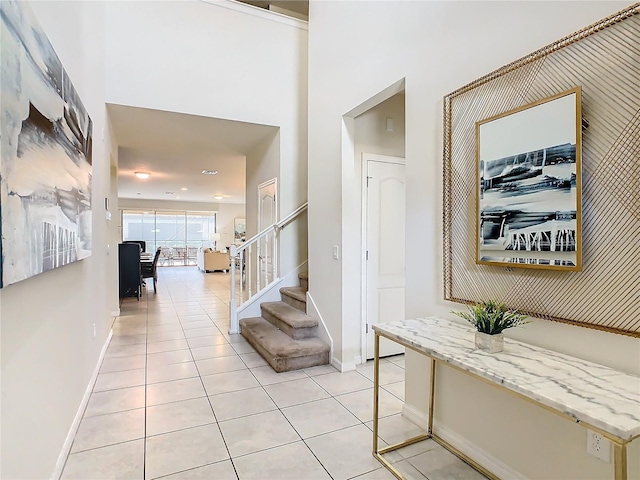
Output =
[
  {"x1": 0, "y1": 0, "x2": 92, "y2": 288},
  {"x1": 476, "y1": 88, "x2": 581, "y2": 270}
]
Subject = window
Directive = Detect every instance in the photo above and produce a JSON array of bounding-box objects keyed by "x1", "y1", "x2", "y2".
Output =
[{"x1": 122, "y1": 210, "x2": 216, "y2": 266}]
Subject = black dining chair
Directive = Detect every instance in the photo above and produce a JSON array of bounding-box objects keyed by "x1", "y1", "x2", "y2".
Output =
[
  {"x1": 123, "y1": 240, "x2": 146, "y2": 253},
  {"x1": 141, "y1": 247, "x2": 162, "y2": 293},
  {"x1": 118, "y1": 243, "x2": 141, "y2": 300}
]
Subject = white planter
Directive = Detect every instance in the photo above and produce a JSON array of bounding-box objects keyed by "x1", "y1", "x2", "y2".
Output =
[{"x1": 475, "y1": 332, "x2": 504, "y2": 353}]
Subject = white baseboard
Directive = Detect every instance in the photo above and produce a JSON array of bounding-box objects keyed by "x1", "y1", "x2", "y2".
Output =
[
  {"x1": 402, "y1": 403, "x2": 429, "y2": 429},
  {"x1": 331, "y1": 356, "x2": 357, "y2": 372},
  {"x1": 401, "y1": 404, "x2": 527, "y2": 480},
  {"x1": 50, "y1": 330, "x2": 113, "y2": 480},
  {"x1": 306, "y1": 291, "x2": 333, "y2": 361},
  {"x1": 433, "y1": 421, "x2": 528, "y2": 479},
  {"x1": 110, "y1": 309, "x2": 120, "y2": 317}
]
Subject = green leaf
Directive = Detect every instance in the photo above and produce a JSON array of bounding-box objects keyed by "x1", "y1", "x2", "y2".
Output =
[{"x1": 451, "y1": 300, "x2": 530, "y2": 335}]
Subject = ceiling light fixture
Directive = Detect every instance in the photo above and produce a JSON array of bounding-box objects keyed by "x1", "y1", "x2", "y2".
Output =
[
  {"x1": 134, "y1": 171, "x2": 150, "y2": 179},
  {"x1": 201, "y1": 170, "x2": 218, "y2": 175},
  {"x1": 181, "y1": 187, "x2": 188, "y2": 191},
  {"x1": 214, "y1": 195, "x2": 223, "y2": 200}
]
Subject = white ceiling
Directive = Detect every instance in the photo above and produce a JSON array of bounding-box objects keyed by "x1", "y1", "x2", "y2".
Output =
[{"x1": 109, "y1": 104, "x2": 278, "y2": 204}]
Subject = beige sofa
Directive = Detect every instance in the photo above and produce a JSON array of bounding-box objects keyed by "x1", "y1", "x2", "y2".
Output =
[{"x1": 196, "y1": 248, "x2": 230, "y2": 272}]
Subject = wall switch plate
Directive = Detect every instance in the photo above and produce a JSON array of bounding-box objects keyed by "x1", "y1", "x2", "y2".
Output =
[
  {"x1": 333, "y1": 245, "x2": 339, "y2": 260},
  {"x1": 586, "y1": 429, "x2": 611, "y2": 462}
]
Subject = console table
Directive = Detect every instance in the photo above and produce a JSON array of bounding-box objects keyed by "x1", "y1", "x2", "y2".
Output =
[{"x1": 372, "y1": 317, "x2": 640, "y2": 480}]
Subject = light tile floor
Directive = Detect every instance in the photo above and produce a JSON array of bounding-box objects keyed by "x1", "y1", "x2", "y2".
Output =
[{"x1": 61, "y1": 267, "x2": 487, "y2": 480}]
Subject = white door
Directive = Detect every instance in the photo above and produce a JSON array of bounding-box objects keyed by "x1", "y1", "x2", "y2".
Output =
[
  {"x1": 258, "y1": 178, "x2": 277, "y2": 288},
  {"x1": 365, "y1": 157, "x2": 406, "y2": 359}
]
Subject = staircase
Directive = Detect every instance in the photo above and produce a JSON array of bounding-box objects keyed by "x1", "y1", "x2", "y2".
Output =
[{"x1": 239, "y1": 272, "x2": 330, "y2": 372}]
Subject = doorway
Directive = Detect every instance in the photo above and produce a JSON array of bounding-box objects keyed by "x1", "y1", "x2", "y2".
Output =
[
  {"x1": 364, "y1": 154, "x2": 406, "y2": 359},
  {"x1": 341, "y1": 80, "x2": 405, "y2": 368}
]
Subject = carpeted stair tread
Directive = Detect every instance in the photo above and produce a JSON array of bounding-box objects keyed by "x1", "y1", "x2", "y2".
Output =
[
  {"x1": 240, "y1": 317, "x2": 328, "y2": 357},
  {"x1": 240, "y1": 317, "x2": 330, "y2": 372},
  {"x1": 261, "y1": 301, "x2": 316, "y2": 329},
  {"x1": 280, "y1": 286, "x2": 307, "y2": 303},
  {"x1": 298, "y1": 272, "x2": 308, "y2": 281}
]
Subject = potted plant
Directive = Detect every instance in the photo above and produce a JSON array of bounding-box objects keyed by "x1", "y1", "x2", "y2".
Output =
[{"x1": 452, "y1": 300, "x2": 529, "y2": 353}]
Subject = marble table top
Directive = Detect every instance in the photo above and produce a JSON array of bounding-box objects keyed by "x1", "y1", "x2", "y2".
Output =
[{"x1": 374, "y1": 317, "x2": 640, "y2": 442}]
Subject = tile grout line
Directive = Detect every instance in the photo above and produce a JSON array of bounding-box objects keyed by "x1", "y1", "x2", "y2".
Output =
[
  {"x1": 61, "y1": 295, "x2": 149, "y2": 473},
  {"x1": 247, "y1": 355, "x2": 407, "y2": 477},
  {"x1": 150, "y1": 459, "x2": 229, "y2": 480},
  {"x1": 89, "y1": 269, "x2": 429, "y2": 479},
  {"x1": 258, "y1": 372, "x2": 337, "y2": 480},
  {"x1": 179, "y1": 295, "x2": 241, "y2": 480},
  {"x1": 143, "y1": 284, "x2": 150, "y2": 480}
]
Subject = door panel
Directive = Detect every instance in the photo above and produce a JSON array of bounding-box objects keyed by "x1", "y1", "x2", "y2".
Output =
[
  {"x1": 258, "y1": 179, "x2": 277, "y2": 287},
  {"x1": 366, "y1": 159, "x2": 406, "y2": 359},
  {"x1": 379, "y1": 177, "x2": 406, "y2": 277}
]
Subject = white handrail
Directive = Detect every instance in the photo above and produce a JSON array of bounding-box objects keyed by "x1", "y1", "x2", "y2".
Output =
[
  {"x1": 229, "y1": 202, "x2": 308, "y2": 334},
  {"x1": 276, "y1": 202, "x2": 307, "y2": 229},
  {"x1": 239, "y1": 224, "x2": 277, "y2": 251}
]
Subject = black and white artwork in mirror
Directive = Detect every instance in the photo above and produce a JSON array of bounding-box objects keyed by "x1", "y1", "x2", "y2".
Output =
[{"x1": 476, "y1": 88, "x2": 581, "y2": 271}]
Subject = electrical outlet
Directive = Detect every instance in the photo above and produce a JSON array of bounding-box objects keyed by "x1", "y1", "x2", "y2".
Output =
[{"x1": 586, "y1": 429, "x2": 611, "y2": 462}]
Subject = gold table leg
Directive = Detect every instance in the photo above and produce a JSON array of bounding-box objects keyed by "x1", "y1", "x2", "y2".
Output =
[
  {"x1": 428, "y1": 358, "x2": 436, "y2": 434},
  {"x1": 371, "y1": 331, "x2": 633, "y2": 480},
  {"x1": 373, "y1": 332, "x2": 380, "y2": 455},
  {"x1": 372, "y1": 332, "x2": 430, "y2": 480},
  {"x1": 614, "y1": 443, "x2": 627, "y2": 480}
]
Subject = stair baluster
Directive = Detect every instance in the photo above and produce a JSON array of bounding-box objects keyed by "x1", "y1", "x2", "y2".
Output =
[{"x1": 229, "y1": 203, "x2": 308, "y2": 334}]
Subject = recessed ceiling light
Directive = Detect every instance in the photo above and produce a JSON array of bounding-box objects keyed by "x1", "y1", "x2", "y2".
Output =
[
  {"x1": 181, "y1": 187, "x2": 188, "y2": 191},
  {"x1": 214, "y1": 195, "x2": 223, "y2": 200},
  {"x1": 201, "y1": 170, "x2": 218, "y2": 175},
  {"x1": 135, "y1": 172, "x2": 150, "y2": 179}
]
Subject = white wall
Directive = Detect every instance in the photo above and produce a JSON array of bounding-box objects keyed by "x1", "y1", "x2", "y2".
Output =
[
  {"x1": 105, "y1": 0, "x2": 308, "y2": 266},
  {"x1": 355, "y1": 93, "x2": 405, "y2": 161},
  {"x1": 0, "y1": 1, "x2": 115, "y2": 478},
  {"x1": 307, "y1": 1, "x2": 639, "y2": 478},
  {"x1": 246, "y1": 130, "x2": 308, "y2": 278},
  {"x1": 108, "y1": 126, "x2": 121, "y2": 316},
  {"x1": 118, "y1": 198, "x2": 245, "y2": 251},
  {"x1": 246, "y1": 131, "x2": 280, "y2": 240}
]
